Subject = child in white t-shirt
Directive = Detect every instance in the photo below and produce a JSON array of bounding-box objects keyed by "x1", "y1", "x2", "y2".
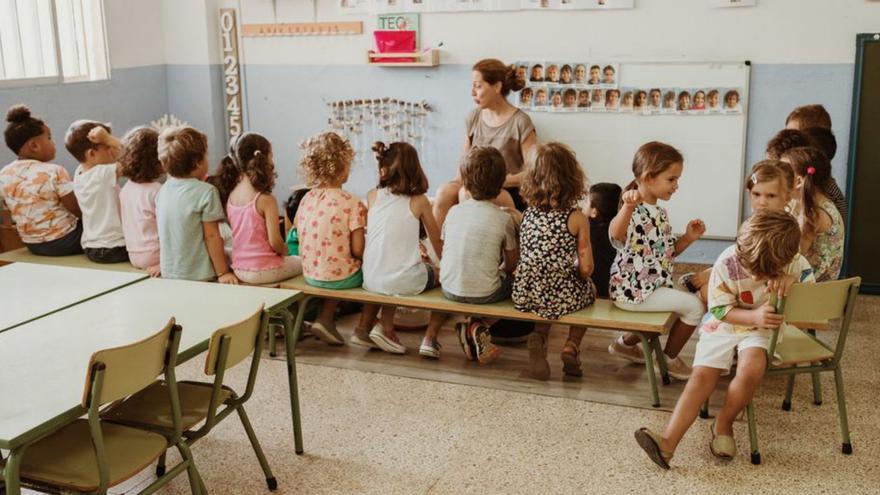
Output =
[{"x1": 67, "y1": 121, "x2": 128, "y2": 263}]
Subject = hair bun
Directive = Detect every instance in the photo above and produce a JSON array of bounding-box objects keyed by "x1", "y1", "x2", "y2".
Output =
[
  {"x1": 6, "y1": 104, "x2": 32, "y2": 123},
  {"x1": 372, "y1": 141, "x2": 388, "y2": 161}
]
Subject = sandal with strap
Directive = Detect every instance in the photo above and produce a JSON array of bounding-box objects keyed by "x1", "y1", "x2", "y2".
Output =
[
  {"x1": 561, "y1": 341, "x2": 583, "y2": 377},
  {"x1": 634, "y1": 428, "x2": 673, "y2": 470},
  {"x1": 709, "y1": 421, "x2": 737, "y2": 459}
]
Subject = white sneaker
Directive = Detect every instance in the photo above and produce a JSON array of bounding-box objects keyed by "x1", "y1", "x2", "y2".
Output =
[
  {"x1": 369, "y1": 323, "x2": 406, "y2": 354},
  {"x1": 418, "y1": 337, "x2": 441, "y2": 359},
  {"x1": 608, "y1": 336, "x2": 646, "y2": 364},
  {"x1": 657, "y1": 355, "x2": 693, "y2": 381}
]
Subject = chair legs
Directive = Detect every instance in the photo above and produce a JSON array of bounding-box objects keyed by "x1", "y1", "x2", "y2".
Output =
[
  {"x1": 237, "y1": 405, "x2": 278, "y2": 491},
  {"x1": 637, "y1": 333, "x2": 660, "y2": 408},
  {"x1": 699, "y1": 400, "x2": 710, "y2": 419},
  {"x1": 782, "y1": 375, "x2": 795, "y2": 411},
  {"x1": 176, "y1": 442, "x2": 203, "y2": 495},
  {"x1": 156, "y1": 452, "x2": 167, "y2": 476},
  {"x1": 746, "y1": 402, "x2": 761, "y2": 465},
  {"x1": 834, "y1": 367, "x2": 853, "y2": 454},
  {"x1": 807, "y1": 329, "x2": 823, "y2": 405}
]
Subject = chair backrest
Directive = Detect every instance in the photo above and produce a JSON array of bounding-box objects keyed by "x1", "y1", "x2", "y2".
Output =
[
  {"x1": 204, "y1": 305, "x2": 264, "y2": 375},
  {"x1": 781, "y1": 277, "x2": 862, "y2": 324},
  {"x1": 82, "y1": 318, "x2": 178, "y2": 407}
]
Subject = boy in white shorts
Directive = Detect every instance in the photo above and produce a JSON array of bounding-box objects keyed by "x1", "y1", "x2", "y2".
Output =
[{"x1": 634, "y1": 210, "x2": 815, "y2": 469}]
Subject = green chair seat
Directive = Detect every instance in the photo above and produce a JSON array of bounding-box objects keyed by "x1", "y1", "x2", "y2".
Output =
[
  {"x1": 775, "y1": 324, "x2": 834, "y2": 366},
  {"x1": 7, "y1": 420, "x2": 166, "y2": 492},
  {"x1": 103, "y1": 381, "x2": 234, "y2": 431}
]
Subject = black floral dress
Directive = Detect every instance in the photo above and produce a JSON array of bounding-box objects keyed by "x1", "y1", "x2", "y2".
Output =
[{"x1": 513, "y1": 207, "x2": 595, "y2": 319}]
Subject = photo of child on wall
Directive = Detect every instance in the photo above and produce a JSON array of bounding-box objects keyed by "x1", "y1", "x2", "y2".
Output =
[
  {"x1": 588, "y1": 64, "x2": 601, "y2": 87},
  {"x1": 560, "y1": 64, "x2": 574, "y2": 84},
  {"x1": 676, "y1": 89, "x2": 691, "y2": 113},
  {"x1": 550, "y1": 88, "x2": 564, "y2": 110},
  {"x1": 601, "y1": 64, "x2": 618, "y2": 88},
  {"x1": 620, "y1": 89, "x2": 634, "y2": 112},
  {"x1": 591, "y1": 88, "x2": 606, "y2": 111},
  {"x1": 604, "y1": 88, "x2": 621, "y2": 111},
  {"x1": 632, "y1": 89, "x2": 647, "y2": 113},
  {"x1": 648, "y1": 88, "x2": 662, "y2": 111},
  {"x1": 515, "y1": 62, "x2": 529, "y2": 86},
  {"x1": 707, "y1": 88, "x2": 721, "y2": 113},
  {"x1": 534, "y1": 87, "x2": 548, "y2": 108},
  {"x1": 563, "y1": 88, "x2": 578, "y2": 110},
  {"x1": 662, "y1": 89, "x2": 676, "y2": 114},
  {"x1": 723, "y1": 88, "x2": 742, "y2": 113},
  {"x1": 530, "y1": 63, "x2": 545, "y2": 83},
  {"x1": 690, "y1": 89, "x2": 707, "y2": 114},
  {"x1": 574, "y1": 63, "x2": 588, "y2": 86},
  {"x1": 519, "y1": 87, "x2": 534, "y2": 108},
  {"x1": 546, "y1": 63, "x2": 560, "y2": 83},
  {"x1": 577, "y1": 89, "x2": 591, "y2": 109}
]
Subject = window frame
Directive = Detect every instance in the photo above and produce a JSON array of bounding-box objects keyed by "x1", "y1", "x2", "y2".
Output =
[{"x1": 0, "y1": 0, "x2": 111, "y2": 89}]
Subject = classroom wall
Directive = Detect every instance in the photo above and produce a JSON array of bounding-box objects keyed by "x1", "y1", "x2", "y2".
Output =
[
  {"x1": 0, "y1": 0, "x2": 168, "y2": 170},
  {"x1": 2, "y1": 0, "x2": 877, "y2": 262}
]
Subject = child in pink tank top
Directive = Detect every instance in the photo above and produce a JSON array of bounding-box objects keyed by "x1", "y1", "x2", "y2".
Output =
[{"x1": 210, "y1": 132, "x2": 302, "y2": 285}]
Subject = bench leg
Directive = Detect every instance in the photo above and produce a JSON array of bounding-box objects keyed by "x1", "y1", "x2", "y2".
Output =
[
  {"x1": 283, "y1": 297, "x2": 314, "y2": 455},
  {"x1": 650, "y1": 336, "x2": 670, "y2": 385},
  {"x1": 638, "y1": 333, "x2": 661, "y2": 408}
]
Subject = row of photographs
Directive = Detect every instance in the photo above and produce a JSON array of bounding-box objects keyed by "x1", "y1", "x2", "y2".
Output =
[
  {"x1": 516, "y1": 86, "x2": 744, "y2": 114},
  {"x1": 516, "y1": 61, "x2": 619, "y2": 89}
]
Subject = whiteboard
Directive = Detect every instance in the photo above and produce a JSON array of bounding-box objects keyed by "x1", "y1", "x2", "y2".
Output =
[{"x1": 526, "y1": 61, "x2": 750, "y2": 239}]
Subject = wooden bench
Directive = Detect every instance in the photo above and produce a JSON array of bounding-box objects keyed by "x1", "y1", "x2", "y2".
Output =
[
  {"x1": 279, "y1": 275, "x2": 677, "y2": 407},
  {"x1": 0, "y1": 247, "x2": 145, "y2": 273}
]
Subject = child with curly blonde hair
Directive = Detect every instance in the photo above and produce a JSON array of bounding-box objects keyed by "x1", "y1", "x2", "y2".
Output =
[{"x1": 295, "y1": 131, "x2": 368, "y2": 345}]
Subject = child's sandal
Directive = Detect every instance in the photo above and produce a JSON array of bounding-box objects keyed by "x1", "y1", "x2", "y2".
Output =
[
  {"x1": 709, "y1": 421, "x2": 737, "y2": 459},
  {"x1": 560, "y1": 342, "x2": 583, "y2": 377},
  {"x1": 634, "y1": 428, "x2": 673, "y2": 470}
]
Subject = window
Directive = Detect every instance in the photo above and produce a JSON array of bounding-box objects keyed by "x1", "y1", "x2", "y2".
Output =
[{"x1": 0, "y1": 0, "x2": 109, "y2": 85}]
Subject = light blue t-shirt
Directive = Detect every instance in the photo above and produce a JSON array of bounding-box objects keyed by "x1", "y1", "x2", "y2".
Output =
[{"x1": 157, "y1": 177, "x2": 225, "y2": 281}]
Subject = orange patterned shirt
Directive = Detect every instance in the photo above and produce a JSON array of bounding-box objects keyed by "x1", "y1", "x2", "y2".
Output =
[{"x1": 0, "y1": 159, "x2": 78, "y2": 243}]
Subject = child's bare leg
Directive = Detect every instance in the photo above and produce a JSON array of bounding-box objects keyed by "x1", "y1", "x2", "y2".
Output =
[
  {"x1": 661, "y1": 366, "x2": 723, "y2": 453},
  {"x1": 379, "y1": 305, "x2": 398, "y2": 339},
  {"x1": 318, "y1": 300, "x2": 339, "y2": 328},
  {"x1": 714, "y1": 347, "x2": 767, "y2": 436},
  {"x1": 357, "y1": 304, "x2": 381, "y2": 331},
  {"x1": 424, "y1": 312, "x2": 448, "y2": 341},
  {"x1": 566, "y1": 325, "x2": 587, "y2": 347},
  {"x1": 528, "y1": 323, "x2": 552, "y2": 380},
  {"x1": 663, "y1": 320, "x2": 698, "y2": 358}
]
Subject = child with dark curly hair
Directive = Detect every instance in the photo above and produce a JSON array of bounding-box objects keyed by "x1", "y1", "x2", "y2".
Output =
[
  {"x1": 1, "y1": 104, "x2": 82, "y2": 256},
  {"x1": 119, "y1": 127, "x2": 163, "y2": 274},
  {"x1": 294, "y1": 131, "x2": 367, "y2": 345},
  {"x1": 211, "y1": 132, "x2": 303, "y2": 285},
  {"x1": 513, "y1": 142, "x2": 596, "y2": 380}
]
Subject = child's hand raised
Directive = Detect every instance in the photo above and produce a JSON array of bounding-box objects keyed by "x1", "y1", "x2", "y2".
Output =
[
  {"x1": 621, "y1": 189, "x2": 642, "y2": 207},
  {"x1": 751, "y1": 302, "x2": 784, "y2": 329},
  {"x1": 87, "y1": 126, "x2": 110, "y2": 144},
  {"x1": 684, "y1": 219, "x2": 706, "y2": 242}
]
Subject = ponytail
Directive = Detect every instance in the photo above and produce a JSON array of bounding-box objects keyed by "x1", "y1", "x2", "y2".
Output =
[
  {"x1": 207, "y1": 154, "x2": 242, "y2": 207},
  {"x1": 781, "y1": 146, "x2": 832, "y2": 240}
]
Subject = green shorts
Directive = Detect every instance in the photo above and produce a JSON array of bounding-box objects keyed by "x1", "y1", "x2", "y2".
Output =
[{"x1": 305, "y1": 270, "x2": 363, "y2": 290}]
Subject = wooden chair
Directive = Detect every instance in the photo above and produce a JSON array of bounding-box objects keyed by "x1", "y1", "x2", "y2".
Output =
[
  {"x1": 0, "y1": 320, "x2": 202, "y2": 494},
  {"x1": 103, "y1": 306, "x2": 278, "y2": 491}
]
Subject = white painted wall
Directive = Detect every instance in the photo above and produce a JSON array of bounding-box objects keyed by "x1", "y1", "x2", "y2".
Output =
[
  {"x1": 235, "y1": 0, "x2": 880, "y2": 66},
  {"x1": 103, "y1": 0, "x2": 165, "y2": 68}
]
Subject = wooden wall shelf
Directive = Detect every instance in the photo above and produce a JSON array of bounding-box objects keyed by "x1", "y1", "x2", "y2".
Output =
[{"x1": 367, "y1": 49, "x2": 440, "y2": 67}]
